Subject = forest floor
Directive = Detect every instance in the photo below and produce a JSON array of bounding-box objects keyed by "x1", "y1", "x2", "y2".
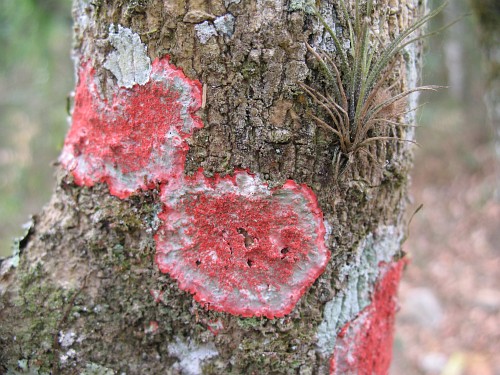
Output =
[{"x1": 390, "y1": 103, "x2": 500, "y2": 375}]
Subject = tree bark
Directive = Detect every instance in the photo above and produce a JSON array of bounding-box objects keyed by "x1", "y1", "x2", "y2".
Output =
[{"x1": 0, "y1": 0, "x2": 423, "y2": 374}]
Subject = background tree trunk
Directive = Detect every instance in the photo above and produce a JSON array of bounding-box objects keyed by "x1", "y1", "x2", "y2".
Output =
[
  {"x1": 1, "y1": 0, "x2": 423, "y2": 374},
  {"x1": 469, "y1": 0, "x2": 500, "y2": 200}
]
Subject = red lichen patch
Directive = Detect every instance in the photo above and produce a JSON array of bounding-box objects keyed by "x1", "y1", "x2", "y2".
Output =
[
  {"x1": 329, "y1": 260, "x2": 406, "y2": 375},
  {"x1": 150, "y1": 289, "x2": 164, "y2": 303},
  {"x1": 155, "y1": 171, "x2": 330, "y2": 319},
  {"x1": 145, "y1": 320, "x2": 160, "y2": 335},
  {"x1": 205, "y1": 319, "x2": 224, "y2": 336},
  {"x1": 60, "y1": 57, "x2": 202, "y2": 199}
]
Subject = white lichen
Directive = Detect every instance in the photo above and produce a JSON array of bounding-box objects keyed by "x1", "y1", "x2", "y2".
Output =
[
  {"x1": 195, "y1": 21, "x2": 218, "y2": 44},
  {"x1": 17, "y1": 359, "x2": 28, "y2": 371},
  {"x1": 400, "y1": 0, "x2": 423, "y2": 141},
  {"x1": 403, "y1": 40, "x2": 420, "y2": 141},
  {"x1": 288, "y1": 0, "x2": 315, "y2": 13},
  {"x1": 59, "y1": 329, "x2": 77, "y2": 348},
  {"x1": 72, "y1": 0, "x2": 93, "y2": 71},
  {"x1": 316, "y1": 225, "x2": 403, "y2": 356},
  {"x1": 104, "y1": 24, "x2": 152, "y2": 88},
  {"x1": 323, "y1": 219, "x2": 332, "y2": 244},
  {"x1": 214, "y1": 14, "x2": 236, "y2": 37},
  {"x1": 195, "y1": 14, "x2": 235, "y2": 44},
  {"x1": 59, "y1": 349, "x2": 77, "y2": 365},
  {"x1": 168, "y1": 338, "x2": 218, "y2": 375},
  {"x1": 82, "y1": 362, "x2": 116, "y2": 375}
]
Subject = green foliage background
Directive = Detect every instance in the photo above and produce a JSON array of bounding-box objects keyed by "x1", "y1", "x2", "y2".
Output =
[{"x1": 0, "y1": 0, "x2": 73, "y2": 255}]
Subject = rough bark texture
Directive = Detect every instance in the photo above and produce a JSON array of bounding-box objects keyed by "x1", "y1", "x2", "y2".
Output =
[{"x1": 0, "y1": 0, "x2": 422, "y2": 374}]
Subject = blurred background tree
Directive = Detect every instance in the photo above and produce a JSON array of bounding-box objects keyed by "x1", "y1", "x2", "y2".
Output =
[
  {"x1": 392, "y1": 1, "x2": 500, "y2": 373},
  {"x1": 469, "y1": 0, "x2": 500, "y2": 201},
  {"x1": 0, "y1": 0, "x2": 72, "y2": 256},
  {"x1": 414, "y1": 0, "x2": 492, "y2": 183}
]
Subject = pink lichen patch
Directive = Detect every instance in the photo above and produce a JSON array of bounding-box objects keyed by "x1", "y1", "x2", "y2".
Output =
[
  {"x1": 155, "y1": 171, "x2": 330, "y2": 319},
  {"x1": 60, "y1": 57, "x2": 202, "y2": 199},
  {"x1": 150, "y1": 289, "x2": 164, "y2": 303},
  {"x1": 329, "y1": 260, "x2": 405, "y2": 375},
  {"x1": 145, "y1": 320, "x2": 160, "y2": 335},
  {"x1": 205, "y1": 319, "x2": 224, "y2": 336}
]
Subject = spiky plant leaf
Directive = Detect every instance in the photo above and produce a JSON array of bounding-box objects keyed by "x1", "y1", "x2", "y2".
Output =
[{"x1": 303, "y1": 0, "x2": 446, "y2": 179}]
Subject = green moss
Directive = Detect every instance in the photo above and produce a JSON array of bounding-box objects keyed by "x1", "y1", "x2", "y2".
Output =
[
  {"x1": 227, "y1": 306, "x2": 321, "y2": 374},
  {"x1": 0, "y1": 261, "x2": 81, "y2": 373},
  {"x1": 236, "y1": 333, "x2": 304, "y2": 374},
  {"x1": 241, "y1": 60, "x2": 264, "y2": 80},
  {"x1": 81, "y1": 362, "x2": 115, "y2": 375},
  {"x1": 288, "y1": 0, "x2": 315, "y2": 13},
  {"x1": 236, "y1": 317, "x2": 262, "y2": 329}
]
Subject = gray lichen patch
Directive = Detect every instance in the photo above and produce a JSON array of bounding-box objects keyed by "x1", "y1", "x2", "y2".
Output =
[
  {"x1": 168, "y1": 337, "x2": 218, "y2": 375},
  {"x1": 214, "y1": 14, "x2": 235, "y2": 37},
  {"x1": 195, "y1": 21, "x2": 218, "y2": 44},
  {"x1": 81, "y1": 362, "x2": 115, "y2": 375},
  {"x1": 288, "y1": 0, "x2": 315, "y2": 13},
  {"x1": 311, "y1": 2, "x2": 339, "y2": 53},
  {"x1": 103, "y1": 24, "x2": 152, "y2": 88},
  {"x1": 195, "y1": 13, "x2": 235, "y2": 45}
]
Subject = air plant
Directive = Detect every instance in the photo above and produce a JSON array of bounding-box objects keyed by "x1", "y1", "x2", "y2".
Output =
[{"x1": 300, "y1": 0, "x2": 446, "y2": 178}]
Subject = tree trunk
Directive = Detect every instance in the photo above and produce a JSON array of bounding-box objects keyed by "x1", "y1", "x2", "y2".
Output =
[
  {"x1": 469, "y1": 0, "x2": 500, "y2": 200},
  {"x1": 443, "y1": 0, "x2": 466, "y2": 101},
  {"x1": 0, "y1": 0, "x2": 423, "y2": 374}
]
